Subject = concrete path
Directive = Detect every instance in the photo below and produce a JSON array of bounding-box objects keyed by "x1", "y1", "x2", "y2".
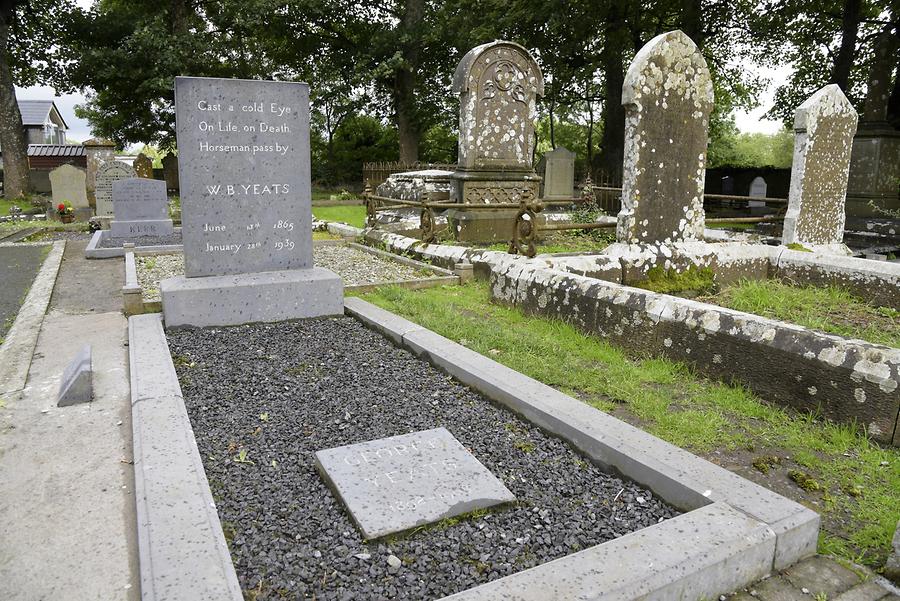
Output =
[{"x1": 0, "y1": 240, "x2": 138, "y2": 601}]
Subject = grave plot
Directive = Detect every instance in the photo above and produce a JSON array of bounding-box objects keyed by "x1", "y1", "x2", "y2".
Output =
[
  {"x1": 167, "y1": 317, "x2": 679, "y2": 599},
  {"x1": 125, "y1": 243, "x2": 457, "y2": 313},
  {"x1": 0, "y1": 244, "x2": 51, "y2": 340}
]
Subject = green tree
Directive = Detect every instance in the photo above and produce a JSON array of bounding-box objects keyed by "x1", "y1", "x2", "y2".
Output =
[{"x1": 1, "y1": 0, "x2": 75, "y2": 198}]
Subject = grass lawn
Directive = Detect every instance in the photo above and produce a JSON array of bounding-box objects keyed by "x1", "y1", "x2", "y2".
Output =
[
  {"x1": 480, "y1": 231, "x2": 614, "y2": 255},
  {"x1": 358, "y1": 282, "x2": 900, "y2": 571},
  {"x1": 702, "y1": 280, "x2": 900, "y2": 349},
  {"x1": 312, "y1": 205, "x2": 367, "y2": 228}
]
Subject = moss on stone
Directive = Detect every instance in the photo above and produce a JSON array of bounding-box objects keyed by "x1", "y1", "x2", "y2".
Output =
[
  {"x1": 636, "y1": 265, "x2": 716, "y2": 295},
  {"x1": 786, "y1": 242, "x2": 813, "y2": 252}
]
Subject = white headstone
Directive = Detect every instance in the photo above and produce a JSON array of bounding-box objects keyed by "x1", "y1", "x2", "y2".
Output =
[
  {"x1": 95, "y1": 161, "x2": 137, "y2": 216},
  {"x1": 49, "y1": 164, "x2": 89, "y2": 209}
]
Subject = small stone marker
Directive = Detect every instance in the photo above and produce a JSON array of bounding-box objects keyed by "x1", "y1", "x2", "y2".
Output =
[
  {"x1": 315, "y1": 427, "x2": 515, "y2": 539},
  {"x1": 133, "y1": 152, "x2": 154, "y2": 178},
  {"x1": 539, "y1": 146, "x2": 575, "y2": 200},
  {"x1": 782, "y1": 84, "x2": 858, "y2": 250},
  {"x1": 95, "y1": 161, "x2": 137, "y2": 216},
  {"x1": 49, "y1": 164, "x2": 89, "y2": 209},
  {"x1": 160, "y1": 76, "x2": 342, "y2": 327},
  {"x1": 749, "y1": 176, "x2": 767, "y2": 198},
  {"x1": 57, "y1": 345, "x2": 92, "y2": 407},
  {"x1": 162, "y1": 153, "x2": 179, "y2": 191},
  {"x1": 616, "y1": 30, "x2": 714, "y2": 245},
  {"x1": 110, "y1": 178, "x2": 174, "y2": 238}
]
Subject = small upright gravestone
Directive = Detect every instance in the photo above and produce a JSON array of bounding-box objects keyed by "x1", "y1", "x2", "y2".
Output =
[
  {"x1": 110, "y1": 178, "x2": 174, "y2": 238},
  {"x1": 782, "y1": 84, "x2": 858, "y2": 252},
  {"x1": 162, "y1": 153, "x2": 179, "y2": 191},
  {"x1": 49, "y1": 164, "x2": 89, "y2": 210},
  {"x1": 95, "y1": 161, "x2": 137, "y2": 217},
  {"x1": 448, "y1": 40, "x2": 544, "y2": 242},
  {"x1": 748, "y1": 175, "x2": 768, "y2": 210},
  {"x1": 315, "y1": 428, "x2": 515, "y2": 539},
  {"x1": 160, "y1": 76, "x2": 342, "y2": 327},
  {"x1": 616, "y1": 30, "x2": 714, "y2": 246},
  {"x1": 133, "y1": 153, "x2": 154, "y2": 179},
  {"x1": 539, "y1": 146, "x2": 576, "y2": 200},
  {"x1": 57, "y1": 345, "x2": 92, "y2": 407}
]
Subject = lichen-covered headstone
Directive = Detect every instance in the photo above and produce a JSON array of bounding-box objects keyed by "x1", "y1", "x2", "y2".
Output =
[
  {"x1": 57, "y1": 345, "x2": 92, "y2": 407},
  {"x1": 539, "y1": 146, "x2": 575, "y2": 200},
  {"x1": 453, "y1": 41, "x2": 543, "y2": 173},
  {"x1": 782, "y1": 85, "x2": 858, "y2": 251},
  {"x1": 49, "y1": 164, "x2": 89, "y2": 209},
  {"x1": 133, "y1": 153, "x2": 154, "y2": 179},
  {"x1": 95, "y1": 161, "x2": 137, "y2": 216},
  {"x1": 616, "y1": 30, "x2": 714, "y2": 246}
]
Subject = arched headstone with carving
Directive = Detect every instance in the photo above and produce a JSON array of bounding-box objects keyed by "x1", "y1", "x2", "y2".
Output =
[
  {"x1": 449, "y1": 41, "x2": 544, "y2": 242},
  {"x1": 783, "y1": 84, "x2": 858, "y2": 251},
  {"x1": 616, "y1": 30, "x2": 714, "y2": 246},
  {"x1": 95, "y1": 161, "x2": 137, "y2": 217}
]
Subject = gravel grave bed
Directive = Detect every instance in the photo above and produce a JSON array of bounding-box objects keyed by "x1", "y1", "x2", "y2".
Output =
[
  {"x1": 168, "y1": 318, "x2": 679, "y2": 600},
  {"x1": 24, "y1": 230, "x2": 92, "y2": 242},
  {"x1": 137, "y1": 245, "x2": 435, "y2": 302},
  {"x1": 98, "y1": 231, "x2": 182, "y2": 248}
]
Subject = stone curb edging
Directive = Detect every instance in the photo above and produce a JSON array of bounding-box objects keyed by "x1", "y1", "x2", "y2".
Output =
[
  {"x1": 0, "y1": 240, "x2": 65, "y2": 396},
  {"x1": 85, "y1": 229, "x2": 183, "y2": 259},
  {"x1": 489, "y1": 261, "x2": 900, "y2": 446},
  {"x1": 344, "y1": 297, "x2": 819, "y2": 597},
  {"x1": 128, "y1": 314, "x2": 243, "y2": 601}
]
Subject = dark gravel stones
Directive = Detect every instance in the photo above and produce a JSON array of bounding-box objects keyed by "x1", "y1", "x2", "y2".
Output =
[{"x1": 168, "y1": 318, "x2": 679, "y2": 600}]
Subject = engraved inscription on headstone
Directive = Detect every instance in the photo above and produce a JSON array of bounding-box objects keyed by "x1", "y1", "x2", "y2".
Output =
[
  {"x1": 110, "y1": 178, "x2": 174, "y2": 238},
  {"x1": 95, "y1": 161, "x2": 137, "y2": 216},
  {"x1": 315, "y1": 427, "x2": 515, "y2": 539},
  {"x1": 175, "y1": 76, "x2": 313, "y2": 277}
]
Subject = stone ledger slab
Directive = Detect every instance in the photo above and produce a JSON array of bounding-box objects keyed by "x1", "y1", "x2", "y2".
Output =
[
  {"x1": 160, "y1": 267, "x2": 343, "y2": 328},
  {"x1": 315, "y1": 427, "x2": 515, "y2": 539},
  {"x1": 57, "y1": 344, "x2": 92, "y2": 407}
]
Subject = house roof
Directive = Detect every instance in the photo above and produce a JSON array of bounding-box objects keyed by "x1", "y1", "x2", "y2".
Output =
[
  {"x1": 27, "y1": 144, "x2": 86, "y2": 157},
  {"x1": 18, "y1": 100, "x2": 68, "y2": 129}
]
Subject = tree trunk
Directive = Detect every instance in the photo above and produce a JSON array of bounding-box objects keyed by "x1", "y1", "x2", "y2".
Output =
[
  {"x1": 0, "y1": 3, "x2": 30, "y2": 199},
  {"x1": 680, "y1": 0, "x2": 703, "y2": 45},
  {"x1": 597, "y1": 4, "x2": 627, "y2": 183},
  {"x1": 863, "y1": 26, "x2": 899, "y2": 123},
  {"x1": 830, "y1": 0, "x2": 862, "y2": 91},
  {"x1": 586, "y1": 80, "x2": 594, "y2": 168},
  {"x1": 548, "y1": 94, "x2": 556, "y2": 149},
  {"x1": 394, "y1": 0, "x2": 424, "y2": 163},
  {"x1": 888, "y1": 58, "x2": 900, "y2": 129}
]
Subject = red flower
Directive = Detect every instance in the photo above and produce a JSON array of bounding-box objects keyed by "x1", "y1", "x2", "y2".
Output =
[{"x1": 57, "y1": 203, "x2": 66, "y2": 212}]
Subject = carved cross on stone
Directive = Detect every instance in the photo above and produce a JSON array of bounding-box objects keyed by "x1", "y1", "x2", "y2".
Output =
[{"x1": 616, "y1": 30, "x2": 714, "y2": 246}]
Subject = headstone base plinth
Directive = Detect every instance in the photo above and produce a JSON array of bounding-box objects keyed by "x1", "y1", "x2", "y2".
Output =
[
  {"x1": 161, "y1": 267, "x2": 343, "y2": 328},
  {"x1": 449, "y1": 171, "x2": 542, "y2": 243},
  {"x1": 110, "y1": 219, "x2": 175, "y2": 239},
  {"x1": 447, "y1": 208, "x2": 545, "y2": 243}
]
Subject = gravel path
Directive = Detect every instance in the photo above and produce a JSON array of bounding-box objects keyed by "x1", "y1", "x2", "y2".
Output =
[
  {"x1": 98, "y1": 231, "x2": 182, "y2": 249},
  {"x1": 0, "y1": 245, "x2": 49, "y2": 339},
  {"x1": 168, "y1": 318, "x2": 678, "y2": 600},
  {"x1": 137, "y1": 245, "x2": 435, "y2": 302}
]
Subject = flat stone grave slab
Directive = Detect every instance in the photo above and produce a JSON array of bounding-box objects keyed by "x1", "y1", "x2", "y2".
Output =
[{"x1": 315, "y1": 427, "x2": 515, "y2": 539}]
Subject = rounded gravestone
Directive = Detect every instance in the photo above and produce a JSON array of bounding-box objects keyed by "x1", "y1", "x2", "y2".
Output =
[
  {"x1": 133, "y1": 153, "x2": 154, "y2": 179},
  {"x1": 616, "y1": 30, "x2": 714, "y2": 246},
  {"x1": 95, "y1": 161, "x2": 137, "y2": 216},
  {"x1": 452, "y1": 41, "x2": 543, "y2": 172}
]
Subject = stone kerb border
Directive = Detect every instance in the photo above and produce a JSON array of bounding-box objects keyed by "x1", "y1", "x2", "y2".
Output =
[
  {"x1": 489, "y1": 261, "x2": 900, "y2": 446},
  {"x1": 345, "y1": 297, "x2": 819, "y2": 596},
  {"x1": 129, "y1": 314, "x2": 243, "y2": 601},
  {"x1": 85, "y1": 228, "x2": 184, "y2": 259},
  {"x1": 0, "y1": 241, "x2": 65, "y2": 397},
  {"x1": 128, "y1": 300, "x2": 816, "y2": 600}
]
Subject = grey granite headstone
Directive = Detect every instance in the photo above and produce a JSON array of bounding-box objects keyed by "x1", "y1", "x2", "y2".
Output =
[
  {"x1": 49, "y1": 164, "x2": 89, "y2": 209},
  {"x1": 160, "y1": 76, "x2": 343, "y2": 327},
  {"x1": 783, "y1": 84, "x2": 858, "y2": 251},
  {"x1": 95, "y1": 161, "x2": 137, "y2": 216},
  {"x1": 57, "y1": 345, "x2": 92, "y2": 407},
  {"x1": 616, "y1": 30, "x2": 714, "y2": 245},
  {"x1": 315, "y1": 427, "x2": 515, "y2": 539},
  {"x1": 539, "y1": 146, "x2": 575, "y2": 200},
  {"x1": 110, "y1": 178, "x2": 174, "y2": 238}
]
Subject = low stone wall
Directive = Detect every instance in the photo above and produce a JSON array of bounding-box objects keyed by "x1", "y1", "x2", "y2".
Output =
[{"x1": 489, "y1": 261, "x2": 900, "y2": 446}]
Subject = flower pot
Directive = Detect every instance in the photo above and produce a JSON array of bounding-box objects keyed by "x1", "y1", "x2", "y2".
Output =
[{"x1": 60, "y1": 214, "x2": 75, "y2": 224}]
